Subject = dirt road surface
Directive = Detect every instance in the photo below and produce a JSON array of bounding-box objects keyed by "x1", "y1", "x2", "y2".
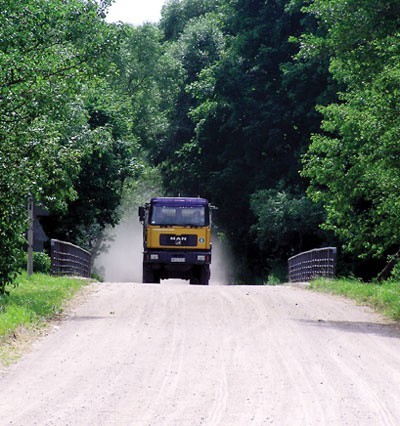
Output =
[{"x1": 1, "y1": 281, "x2": 400, "y2": 425}]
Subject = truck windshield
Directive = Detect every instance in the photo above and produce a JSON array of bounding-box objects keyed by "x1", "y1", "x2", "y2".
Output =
[{"x1": 150, "y1": 206, "x2": 209, "y2": 227}]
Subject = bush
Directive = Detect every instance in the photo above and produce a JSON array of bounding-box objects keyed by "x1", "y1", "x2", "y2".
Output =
[
  {"x1": 19, "y1": 251, "x2": 51, "y2": 274},
  {"x1": 389, "y1": 261, "x2": 400, "y2": 281},
  {"x1": 0, "y1": 206, "x2": 26, "y2": 294},
  {"x1": 33, "y1": 252, "x2": 51, "y2": 274}
]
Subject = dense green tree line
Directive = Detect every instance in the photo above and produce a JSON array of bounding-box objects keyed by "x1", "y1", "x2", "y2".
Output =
[
  {"x1": 301, "y1": 0, "x2": 400, "y2": 265},
  {"x1": 1, "y1": 0, "x2": 399, "y2": 291},
  {"x1": 0, "y1": 0, "x2": 118, "y2": 291},
  {"x1": 42, "y1": 23, "x2": 178, "y2": 257},
  {"x1": 0, "y1": 1, "x2": 172, "y2": 293},
  {"x1": 156, "y1": 0, "x2": 336, "y2": 281},
  {"x1": 155, "y1": 0, "x2": 400, "y2": 281}
]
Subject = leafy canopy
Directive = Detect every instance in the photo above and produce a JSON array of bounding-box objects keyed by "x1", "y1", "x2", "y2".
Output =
[
  {"x1": 301, "y1": 0, "x2": 400, "y2": 258},
  {"x1": 0, "y1": 0, "x2": 115, "y2": 292}
]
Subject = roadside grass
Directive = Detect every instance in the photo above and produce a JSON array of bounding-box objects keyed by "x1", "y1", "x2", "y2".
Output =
[
  {"x1": 0, "y1": 273, "x2": 88, "y2": 365},
  {"x1": 310, "y1": 278, "x2": 400, "y2": 321}
]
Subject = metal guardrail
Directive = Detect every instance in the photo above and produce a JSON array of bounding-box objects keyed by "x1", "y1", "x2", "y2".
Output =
[
  {"x1": 288, "y1": 247, "x2": 337, "y2": 282},
  {"x1": 50, "y1": 239, "x2": 91, "y2": 278}
]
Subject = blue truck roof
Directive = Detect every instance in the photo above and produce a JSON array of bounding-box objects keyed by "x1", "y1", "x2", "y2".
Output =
[{"x1": 151, "y1": 197, "x2": 209, "y2": 207}]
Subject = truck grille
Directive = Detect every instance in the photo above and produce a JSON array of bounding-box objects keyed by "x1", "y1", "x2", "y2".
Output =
[{"x1": 159, "y1": 234, "x2": 197, "y2": 247}]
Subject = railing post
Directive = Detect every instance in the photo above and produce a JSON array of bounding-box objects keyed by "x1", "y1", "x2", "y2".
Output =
[{"x1": 27, "y1": 196, "x2": 34, "y2": 276}]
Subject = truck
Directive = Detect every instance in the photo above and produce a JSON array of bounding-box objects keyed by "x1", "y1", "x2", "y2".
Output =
[{"x1": 138, "y1": 197, "x2": 213, "y2": 285}]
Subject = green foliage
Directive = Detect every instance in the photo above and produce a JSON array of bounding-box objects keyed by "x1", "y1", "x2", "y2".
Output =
[
  {"x1": 6, "y1": 0, "x2": 398, "y2": 287},
  {"x1": 250, "y1": 188, "x2": 326, "y2": 257},
  {"x1": 0, "y1": 199, "x2": 26, "y2": 293},
  {"x1": 119, "y1": 166, "x2": 164, "y2": 218},
  {"x1": 19, "y1": 252, "x2": 51, "y2": 274},
  {"x1": 160, "y1": 0, "x2": 223, "y2": 41},
  {"x1": 41, "y1": 23, "x2": 181, "y2": 260},
  {"x1": 389, "y1": 262, "x2": 400, "y2": 283},
  {"x1": 300, "y1": 0, "x2": 400, "y2": 262},
  {"x1": 0, "y1": 273, "x2": 85, "y2": 365},
  {"x1": 310, "y1": 277, "x2": 400, "y2": 321},
  {"x1": 157, "y1": 0, "x2": 334, "y2": 281},
  {"x1": 157, "y1": 11, "x2": 227, "y2": 191},
  {"x1": 32, "y1": 252, "x2": 51, "y2": 274},
  {"x1": 42, "y1": 125, "x2": 141, "y2": 252},
  {"x1": 0, "y1": 0, "x2": 118, "y2": 293}
]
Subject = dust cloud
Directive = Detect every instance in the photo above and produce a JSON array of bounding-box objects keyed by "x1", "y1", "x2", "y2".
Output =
[
  {"x1": 94, "y1": 220, "x2": 234, "y2": 285},
  {"x1": 210, "y1": 234, "x2": 234, "y2": 285},
  {"x1": 94, "y1": 218, "x2": 143, "y2": 282}
]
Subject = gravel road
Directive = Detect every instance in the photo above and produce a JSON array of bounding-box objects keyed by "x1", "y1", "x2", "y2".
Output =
[{"x1": 1, "y1": 281, "x2": 400, "y2": 425}]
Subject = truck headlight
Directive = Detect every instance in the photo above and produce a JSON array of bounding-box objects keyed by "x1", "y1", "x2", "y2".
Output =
[
  {"x1": 197, "y1": 255, "x2": 206, "y2": 261},
  {"x1": 150, "y1": 254, "x2": 159, "y2": 260}
]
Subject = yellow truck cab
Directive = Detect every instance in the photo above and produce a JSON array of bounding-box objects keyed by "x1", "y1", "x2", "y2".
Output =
[{"x1": 138, "y1": 197, "x2": 213, "y2": 285}]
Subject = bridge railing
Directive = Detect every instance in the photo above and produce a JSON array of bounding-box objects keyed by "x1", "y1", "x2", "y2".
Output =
[
  {"x1": 288, "y1": 247, "x2": 337, "y2": 283},
  {"x1": 50, "y1": 239, "x2": 91, "y2": 278}
]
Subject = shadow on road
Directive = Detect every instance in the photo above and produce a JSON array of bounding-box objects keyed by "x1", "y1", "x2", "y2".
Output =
[{"x1": 297, "y1": 318, "x2": 400, "y2": 339}]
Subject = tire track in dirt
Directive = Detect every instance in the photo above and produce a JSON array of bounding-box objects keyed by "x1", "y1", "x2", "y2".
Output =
[{"x1": 139, "y1": 290, "x2": 188, "y2": 425}]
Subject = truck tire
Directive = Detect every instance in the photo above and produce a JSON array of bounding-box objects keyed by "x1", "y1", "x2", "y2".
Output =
[
  {"x1": 200, "y1": 265, "x2": 210, "y2": 285},
  {"x1": 190, "y1": 265, "x2": 210, "y2": 285},
  {"x1": 189, "y1": 276, "x2": 200, "y2": 285},
  {"x1": 142, "y1": 265, "x2": 160, "y2": 284}
]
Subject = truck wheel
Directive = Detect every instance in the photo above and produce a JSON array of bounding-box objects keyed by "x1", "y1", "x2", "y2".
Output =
[
  {"x1": 142, "y1": 266, "x2": 160, "y2": 284},
  {"x1": 189, "y1": 276, "x2": 200, "y2": 285},
  {"x1": 200, "y1": 265, "x2": 210, "y2": 285},
  {"x1": 190, "y1": 267, "x2": 202, "y2": 285}
]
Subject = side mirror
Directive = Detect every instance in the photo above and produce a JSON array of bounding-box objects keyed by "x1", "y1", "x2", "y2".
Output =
[
  {"x1": 210, "y1": 204, "x2": 218, "y2": 223},
  {"x1": 138, "y1": 206, "x2": 146, "y2": 223}
]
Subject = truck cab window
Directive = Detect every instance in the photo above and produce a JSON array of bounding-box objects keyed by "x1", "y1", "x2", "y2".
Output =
[{"x1": 151, "y1": 206, "x2": 208, "y2": 227}]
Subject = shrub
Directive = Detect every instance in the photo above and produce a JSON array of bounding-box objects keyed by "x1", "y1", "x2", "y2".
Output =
[
  {"x1": 33, "y1": 252, "x2": 51, "y2": 274},
  {"x1": 19, "y1": 251, "x2": 51, "y2": 274}
]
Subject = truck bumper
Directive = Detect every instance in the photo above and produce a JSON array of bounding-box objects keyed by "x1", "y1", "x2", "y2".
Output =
[{"x1": 143, "y1": 250, "x2": 211, "y2": 265}]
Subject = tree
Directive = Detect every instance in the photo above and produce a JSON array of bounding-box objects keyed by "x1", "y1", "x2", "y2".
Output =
[
  {"x1": 300, "y1": 0, "x2": 400, "y2": 263},
  {"x1": 157, "y1": 0, "x2": 334, "y2": 281},
  {"x1": 157, "y1": 12, "x2": 226, "y2": 193},
  {"x1": 160, "y1": 0, "x2": 223, "y2": 41},
  {"x1": 0, "y1": 0, "x2": 116, "y2": 292},
  {"x1": 250, "y1": 188, "x2": 326, "y2": 257}
]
